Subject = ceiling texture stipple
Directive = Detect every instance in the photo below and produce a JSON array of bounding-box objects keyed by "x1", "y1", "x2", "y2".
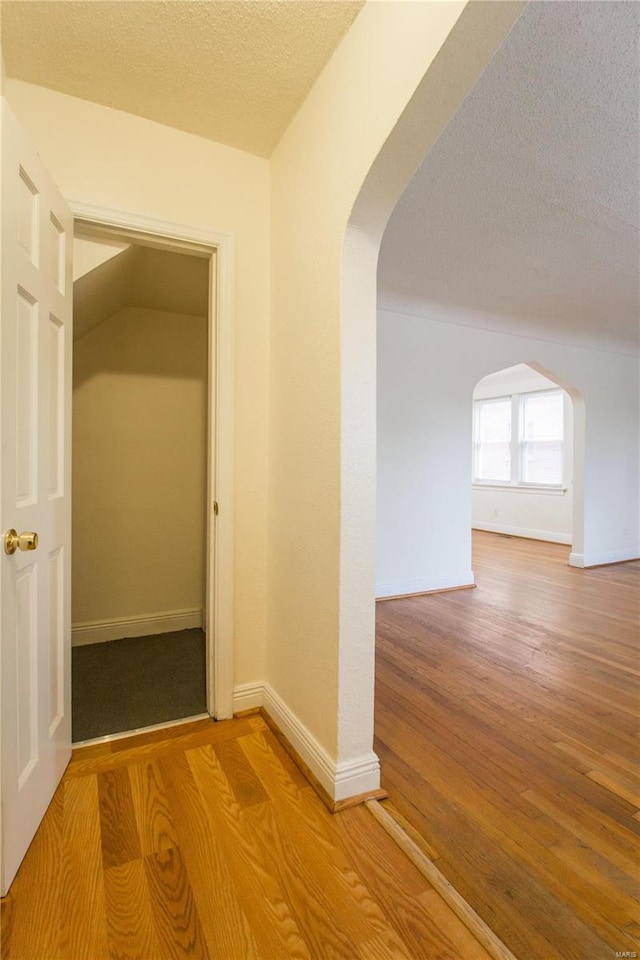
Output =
[
  {"x1": 1, "y1": 0, "x2": 364, "y2": 157},
  {"x1": 378, "y1": 0, "x2": 640, "y2": 354},
  {"x1": 3, "y1": 1, "x2": 637, "y2": 353}
]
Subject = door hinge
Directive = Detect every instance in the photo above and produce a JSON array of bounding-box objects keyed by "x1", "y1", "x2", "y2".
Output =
[{"x1": 213, "y1": 501, "x2": 219, "y2": 516}]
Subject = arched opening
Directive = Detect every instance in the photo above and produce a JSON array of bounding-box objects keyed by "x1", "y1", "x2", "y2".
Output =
[
  {"x1": 336, "y1": 2, "x2": 526, "y2": 784},
  {"x1": 471, "y1": 361, "x2": 585, "y2": 560}
]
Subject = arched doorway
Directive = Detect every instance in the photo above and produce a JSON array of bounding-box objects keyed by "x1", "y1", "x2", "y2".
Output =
[{"x1": 472, "y1": 361, "x2": 585, "y2": 559}]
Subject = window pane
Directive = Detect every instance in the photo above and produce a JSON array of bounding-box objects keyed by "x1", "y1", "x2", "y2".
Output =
[
  {"x1": 522, "y1": 392, "x2": 563, "y2": 441},
  {"x1": 521, "y1": 392, "x2": 563, "y2": 484},
  {"x1": 475, "y1": 398, "x2": 511, "y2": 482},
  {"x1": 522, "y1": 440, "x2": 563, "y2": 484}
]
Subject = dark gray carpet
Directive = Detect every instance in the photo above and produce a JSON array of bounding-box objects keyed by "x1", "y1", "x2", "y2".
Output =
[{"x1": 72, "y1": 628, "x2": 206, "y2": 742}]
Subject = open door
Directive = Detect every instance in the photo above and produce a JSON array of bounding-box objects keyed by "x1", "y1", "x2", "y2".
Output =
[{"x1": 1, "y1": 101, "x2": 73, "y2": 895}]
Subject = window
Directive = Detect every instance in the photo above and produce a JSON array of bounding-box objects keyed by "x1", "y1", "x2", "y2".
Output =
[
  {"x1": 520, "y1": 391, "x2": 563, "y2": 485},
  {"x1": 473, "y1": 389, "x2": 564, "y2": 487},
  {"x1": 474, "y1": 398, "x2": 511, "y2": 482}
]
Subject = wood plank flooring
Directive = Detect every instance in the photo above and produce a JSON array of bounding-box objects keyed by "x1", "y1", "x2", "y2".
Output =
[
  {"x1": 2, "y1": 715, "x2": 494, "y2": 960},
  {"x1": 375, "y1": 531, "x2": 640, "y2": 960}
]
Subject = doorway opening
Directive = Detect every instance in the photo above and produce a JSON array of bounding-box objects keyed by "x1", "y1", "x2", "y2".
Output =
[
  {"x1": 471, "y1": 362, "x2": 576, "y2": 552},
  {"x1": 68, "y1": 214, "x2": 228, "y2": 742}
]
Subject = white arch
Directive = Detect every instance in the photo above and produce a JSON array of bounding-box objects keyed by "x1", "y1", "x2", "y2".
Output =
[
  {"x1": 337, "y1": 4, "x2": 527, "y2": 778},
  {"x1": 268, "y1": 0, "x2": 526, "y2": 801},
  {"x1": 472, "y1": 360, "x2": 585, "y2": 560},
  {"x1": 525, "y1": 361, "x2": 585, "y2": 561}
]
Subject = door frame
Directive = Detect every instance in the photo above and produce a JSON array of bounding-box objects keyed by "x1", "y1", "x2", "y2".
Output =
[{"x1": 69, "y1": 200, "x2": 235, "y2": 721}]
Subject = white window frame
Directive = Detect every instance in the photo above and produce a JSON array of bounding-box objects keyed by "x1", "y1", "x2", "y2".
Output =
[{"x1": 473, "y1": 388, "x2": 566, "y2": 492}]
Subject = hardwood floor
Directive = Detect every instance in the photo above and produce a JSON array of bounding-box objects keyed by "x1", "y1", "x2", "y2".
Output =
[
  {"x1": 375, "y1": 531, "x2": 640, "y2": 960},
  {"x1": 2, "y1": 715, "x2": 494, "y2": 960}
]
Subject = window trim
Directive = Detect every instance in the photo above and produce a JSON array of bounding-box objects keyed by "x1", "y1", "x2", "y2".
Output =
[{"x1": 472, "y1": 481, "x2": 567, "y2": 495}]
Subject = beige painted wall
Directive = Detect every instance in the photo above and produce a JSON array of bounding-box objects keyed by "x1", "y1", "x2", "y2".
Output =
[
  {"x1": 268, "y1": 1, "x2": 524, "y2": 776},
  {"x1": 269, "y1": 0, "x2": 464, "y2": 766},
  {"x1": 72, "y1": 307, "x2": 207, "y2": 629},
  {"x1": 6, "y1": 79, "x2": 270, "y2": 681}
]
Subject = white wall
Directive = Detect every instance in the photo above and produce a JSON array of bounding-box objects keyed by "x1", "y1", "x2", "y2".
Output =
[
  {"x1": 472, "y1": 365, "x2": 574, "y2": 545},
  {"x1": 5, "y1": 79, "x2": 270, "y2": 685},
  {"x1": 377, "y1": 310, "x2": 639, "y2": 597},
  {"x1": 376, "y1": 316, "x2": 475, "y2": 598},
  {"x1": 72, "y1": 307, "x2": 207, "y2": 642}
]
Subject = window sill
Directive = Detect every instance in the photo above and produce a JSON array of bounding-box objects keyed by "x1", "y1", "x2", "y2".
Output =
[{"x1": 472, "y1": 482, "x2": 567, "y2": 496}]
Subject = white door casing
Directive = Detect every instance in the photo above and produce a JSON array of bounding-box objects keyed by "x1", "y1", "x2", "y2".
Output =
[
  {"x1": 69, "y1": 203, "x2": 236, "y2": 723},
  {"x1": 0, "y1": 101, "x2": 73, "y2": 895}
]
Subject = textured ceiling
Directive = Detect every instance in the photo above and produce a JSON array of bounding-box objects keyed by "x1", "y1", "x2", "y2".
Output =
[
  {"x1": 1, "y1": 0, "x2": 363, "y2": 157},
  {"x1": 74, "y1": 238, "x2": 209, "y2": 340},
  {"x1": 379, "y1": 1, "x2": 640, "y2": 354}
]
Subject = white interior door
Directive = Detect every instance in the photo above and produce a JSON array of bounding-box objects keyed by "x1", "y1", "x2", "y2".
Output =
[{"x1": 1, "y1": 101, "x2": 73, "y2": 895}]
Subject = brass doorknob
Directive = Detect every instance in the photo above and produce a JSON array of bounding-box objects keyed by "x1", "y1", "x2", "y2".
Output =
[{"x1": 4, "y1": 529, "x2": 39, "y2": 556}]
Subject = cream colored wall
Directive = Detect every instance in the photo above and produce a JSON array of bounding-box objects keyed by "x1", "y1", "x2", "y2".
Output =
[
  {"x1": 6, "y1": 79, "x2": 270, "y2": 681},
  {"x1": 268, "y1": 0, "x2": 524, "y2": 780},
  {"x1": 73, "y1": 307, "x2": 207, "y2": 631},
  {"x1": 5, "y1": 2, "x2": 526, "y2": 797}
]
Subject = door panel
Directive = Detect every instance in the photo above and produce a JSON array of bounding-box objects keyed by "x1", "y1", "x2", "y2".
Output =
[{"x1": 1, "y1": 101, "x2": 73, "y2": 895}]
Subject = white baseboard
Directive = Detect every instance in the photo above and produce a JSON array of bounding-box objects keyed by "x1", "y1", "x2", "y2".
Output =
[
  {"x1": 72, "y1": 608, "x2": 205, "y2": 646},
  {"x1": 473, "y1": 522, "x2": 571, "y2": 545},
  {"x1": 569, "y1": 548, "x2": 639, "y2": 568},
  {"x1": 376, "y1": 571, "x2": 474, "y2": 600},
  {"x1": 332, "y1": 751, "x2": 382, "y2": 802},
  {"x1": 233, "y1": 681, "x2": 380, "y2": 802},
  {"x1": 232, "y1": 682, "x2": 264, "y2": 713}
]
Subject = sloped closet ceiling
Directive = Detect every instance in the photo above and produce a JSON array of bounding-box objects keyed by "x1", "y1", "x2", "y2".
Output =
[{"x1": 73, "y1": 242, "x2": 209, "y2": 340}]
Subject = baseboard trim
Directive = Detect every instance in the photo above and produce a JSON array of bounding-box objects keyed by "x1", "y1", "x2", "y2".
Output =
[
  {"x1": 261, "y1": 708, "x2": 386, "y2": 813},
  {"x1": 473, "y1": 522, "x2": 571, "y2": 545},
  {"x1": 569, "y1": 549, "x2": 639, "y2": 569},
  {"x1": 262, "y1": 683, "x2": 382, "y2": 804},
  {"x1": 376, "y1": 582, "x2": 476, "y2": 602},
  {"x1": 233, "y1": 681, "x2": 383, "y2": 809},
  {"x1": 72, "y1": 608, "x2": 205, "y2": 646},
  {"x1": 232, "y1": 682, "x2": 264, "y2": 714},
  {"x1": 376, "y1": 571, "x2": 474, "y2": 600}
]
